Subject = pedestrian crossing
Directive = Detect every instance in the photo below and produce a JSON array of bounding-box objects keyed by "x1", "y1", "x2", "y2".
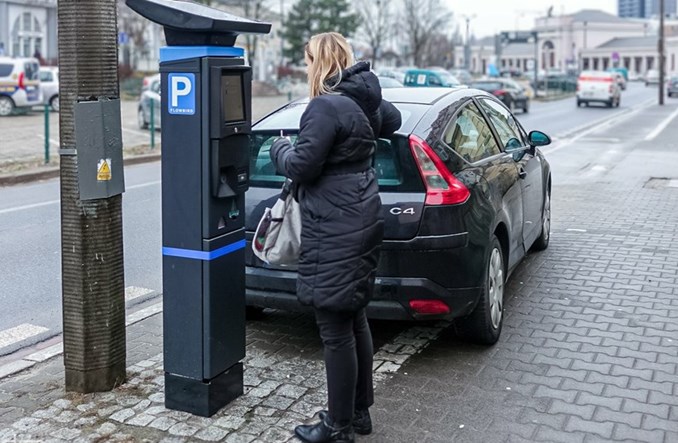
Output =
[{"x1": 0, "y1": 286, "x2": 157, "y2": 356}]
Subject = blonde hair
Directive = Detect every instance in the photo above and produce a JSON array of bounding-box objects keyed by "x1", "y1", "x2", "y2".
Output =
[{"x1": 305, "y1": 32, "x2": 354, "y2": 97}]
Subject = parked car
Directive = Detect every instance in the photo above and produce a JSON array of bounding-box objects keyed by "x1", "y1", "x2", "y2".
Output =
[
  {"x1": 0, "y1": 56, "x2": 42, "y2": 116},
  {"x1": 39, "y1": 66, "x2": 59, "y2": 111},
  {"x1": 470, "y1": 78, "x2": 530, "y2": 113},
  {"x1": 377, "y1": 76, "x2": 403, "y2": 88},
  {"x1": 668, "y1": 75, "x2": 678, "y2": 98},
  {"x1": 608, "y1": 70, "x2": 627, "y2": 91},
  {"x1": 450, "y1": 68, "x2": 473, "y2": 86},
  {"x1": 246, "y1": 87, "x2": 552, "y2": 344},
  {"x1": 645, "y1": 69, "x2": 660, "y2": 86},
  {"x1": 137, "y1": 73, "x2": 160, "y2": 130},
  {"x1": 576, "y1": 70, "x2": 621, "y2": 108},
  {"x1": 404, "y1": 69, "x2": 462, "y2": 88}
]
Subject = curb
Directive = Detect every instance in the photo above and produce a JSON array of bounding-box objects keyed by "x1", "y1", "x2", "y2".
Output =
[{"x1": 0, "y1": 152, "x2": 162, "y2": 187}]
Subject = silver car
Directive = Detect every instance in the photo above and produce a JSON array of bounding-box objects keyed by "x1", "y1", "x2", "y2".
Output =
[
  {"x1": 138, "y1": 74, "x2": 160, "y2": 130},
  {"x1": 668, "y1": 76, "x2": 678, "y2": 98},
  {"x1": 39, "y1": 67, "x2": 59, "y2": 111}
]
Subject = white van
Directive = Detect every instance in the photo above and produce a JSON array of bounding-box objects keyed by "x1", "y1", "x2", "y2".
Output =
[
  {"x1": 0, "y1": 57, "x2": 42, "y2": 116},
  {"x1": 576, "y1": 70, "x2": 621, "y2": 108}
]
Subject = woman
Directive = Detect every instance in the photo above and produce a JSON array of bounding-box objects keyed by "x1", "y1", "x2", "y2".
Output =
[{"x1": 270, "y1": 32, "x2": 401, "y2": 443}]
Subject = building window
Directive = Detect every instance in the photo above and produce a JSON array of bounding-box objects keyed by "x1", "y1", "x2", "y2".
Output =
[
  {"x1": 11, "y1": 12, "x2": 44, "y2": 59},
  {"x1": 542, "y1": 41, "x2": 555, "y2": 69}
]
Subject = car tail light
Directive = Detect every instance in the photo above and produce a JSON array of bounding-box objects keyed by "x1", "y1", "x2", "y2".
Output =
[
  {"x1": 18, "y1": 72, "x2": 25, "y2": 90},
  {"x1": 493, "y1": 89, "x2": 507, "y2": 97},
  {"x1": 408, "y1": 135, "x2": 470, "y2": 205},
  {"x1": 409, "y1": 299, "x2": 450, "y2": 315}
]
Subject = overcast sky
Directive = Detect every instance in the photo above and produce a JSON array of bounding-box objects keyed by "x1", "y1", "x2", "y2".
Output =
[{"x1": 445, "y1": 0, "x2": 617, "y2": 38}]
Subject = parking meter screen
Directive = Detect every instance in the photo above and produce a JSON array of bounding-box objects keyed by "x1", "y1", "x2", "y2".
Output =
[{"x1": 221, "y1": 74, "x2": 245, "y2": 123}]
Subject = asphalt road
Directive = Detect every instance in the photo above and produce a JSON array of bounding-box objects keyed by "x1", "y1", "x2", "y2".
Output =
[{"x1": 0, "y1": 83, "x2": 669, "y2": 355}]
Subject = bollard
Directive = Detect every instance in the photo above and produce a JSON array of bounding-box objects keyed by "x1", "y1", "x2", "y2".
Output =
[
  {"x1": 150, "y1": 99, "x2": 155, "y2": 150},
  {"x1": 44, "y1": 104, "x2": 50, "y2": 164}
]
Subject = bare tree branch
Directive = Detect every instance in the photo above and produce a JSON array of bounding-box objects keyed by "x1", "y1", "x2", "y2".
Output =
[
  {"x1": 354, "y1": 0, "x2": 393, "y2": 68},
  {"x1": 402, "y1": 0, "x2": 452, "y2": 66}
]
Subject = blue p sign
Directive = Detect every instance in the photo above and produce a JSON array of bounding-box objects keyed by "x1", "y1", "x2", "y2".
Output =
[{"x1": 168, "y1": 73, "x2": 195, "y2": 115}]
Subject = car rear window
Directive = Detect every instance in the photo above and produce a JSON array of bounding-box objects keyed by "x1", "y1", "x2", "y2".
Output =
[
  {"x1": 251, "y1": 131, "x2": 401, "y2": 185},
  {"x1": 24, "y1": 62, "x2": 39, "y2": 81},
  {"x1": 0, "y1": 64, "x2": 13, "y2": 77}
]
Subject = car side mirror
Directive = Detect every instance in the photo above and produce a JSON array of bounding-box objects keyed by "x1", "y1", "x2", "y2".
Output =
[{"x1": 528, "y1": 130, "x2": 551, "y2": 147}]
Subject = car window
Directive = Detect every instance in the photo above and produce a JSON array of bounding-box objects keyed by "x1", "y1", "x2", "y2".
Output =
[
  {"x1": 478, "y1": 98, "x2": 524, "y2": 151},
  {"x1": 249, "y1": 131, "x2": 404, "y2": 187},
  {"x1": 442, "y1": 102, "x2": 501, "y2": 163},
  {"x1": 0, "y1": 64, "x2": 13, "y2": 77},
  {"x1": 39, "y1": 71, "x2": 53, "y2": 82},
  {"x1": 428, "y1": 74, "x2": 442, "y2": 86},
  {"x1": 23, "y1": 62, "x2": 39, "y2": 81}
]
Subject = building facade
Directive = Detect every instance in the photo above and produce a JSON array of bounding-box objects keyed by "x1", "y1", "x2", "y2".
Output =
[
  {"x1": 0, "y1": 0, "x2": 57, "y2": 62},
  {"x1": 619, "y1": 0, "x2": 646, "y2": 18},
  {"x1": 456, "y1": 9, "x2": 667, "y2": 77}
]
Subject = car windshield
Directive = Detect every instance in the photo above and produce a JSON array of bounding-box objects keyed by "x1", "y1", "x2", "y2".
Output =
[{"x1": 439, "y1": 73, "x2": 459, "y2": 86}]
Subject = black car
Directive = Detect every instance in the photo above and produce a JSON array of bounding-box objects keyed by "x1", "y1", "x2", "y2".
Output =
[
  {"x1": 470, "y1": 79, "x2": 530, "y2": 113},
  {"x1": 245, "y1": 88, "x2": 551, "y2": 344}
]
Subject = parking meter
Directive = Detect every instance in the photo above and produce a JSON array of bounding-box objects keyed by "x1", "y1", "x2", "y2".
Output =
[{"x1": 126, "y1": 0, "x2": 270, "y2": 417}]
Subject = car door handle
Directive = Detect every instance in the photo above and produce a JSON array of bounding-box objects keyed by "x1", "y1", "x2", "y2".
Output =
[{"x1": 519, "y1": 168, "x2": 527, "y2": 179}]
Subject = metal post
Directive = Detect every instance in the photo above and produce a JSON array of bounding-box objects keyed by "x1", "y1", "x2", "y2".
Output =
[
  {"x1": 150, "y1": 99, "x2": 155, "y2": 150},
  {"x1": 659, "y1": 0, "x2": 665, "y2": 105},
  {"x1": 534, "y1": 31, "x2": 539, "y2": 97},
  {"x1": 44, "y1": 104, "x2": 50, "y2": 164},
  {"x1": 58, "y1": 0, "x2": 126, "y2": 392}
]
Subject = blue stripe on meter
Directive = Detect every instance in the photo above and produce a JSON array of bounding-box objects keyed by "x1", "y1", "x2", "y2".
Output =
[{"x1": 162, "y1": 240, "x2": 246, "y2": 261}]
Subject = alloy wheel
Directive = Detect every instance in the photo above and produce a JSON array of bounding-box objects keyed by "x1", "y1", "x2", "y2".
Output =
[
  {"x1": 0, "y1": 97, "x2": 13, "y2": 116},
  {"x1": 543, "y1": 192, "x2": 551, "y2": 243},
  {"x1": 488, "y1": 247, "x2": 504, "y2": 330}
]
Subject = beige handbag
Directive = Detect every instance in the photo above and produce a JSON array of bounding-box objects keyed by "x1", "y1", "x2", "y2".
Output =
[{"x1": 252, "y1": 180, "x2": 301, "y2": 266}]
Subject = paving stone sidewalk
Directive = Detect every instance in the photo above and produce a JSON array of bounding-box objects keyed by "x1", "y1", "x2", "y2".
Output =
[{"x1": 0, "y1": 307, "x2": 448, "y2": 442}]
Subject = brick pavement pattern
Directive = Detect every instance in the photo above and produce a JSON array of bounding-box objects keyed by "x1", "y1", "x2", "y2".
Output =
[{"x1": 1, "y1": 105, "x2": 678, "y2": 442}]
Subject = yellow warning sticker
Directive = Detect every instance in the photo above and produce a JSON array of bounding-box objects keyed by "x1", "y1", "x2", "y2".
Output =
[{"x1": 97, "y1": 159, "x2": 112, "y2": 181}]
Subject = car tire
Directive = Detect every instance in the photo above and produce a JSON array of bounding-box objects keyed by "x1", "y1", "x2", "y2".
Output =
[
  {"x1": 576, "y1": 100, "x2": 581, "y2": 107},
  {"x1": 138, "y1": 108, "x2": 148, "y2": 130},
  {"x1": 454, "y1": 235, "x2": 505, "y2": 345},
  {"x1": 532, "y1": 188, "x2": 551, "y2": 251},
  {"x1": 0, "y1": 96, "x2": 15, "y2": 117},
  {"x1": 523, "y1": 102, "x2": 529, "y2": 113},
  {"x1": 50, "y1": 95, "x2": 60, "y2": 112}
]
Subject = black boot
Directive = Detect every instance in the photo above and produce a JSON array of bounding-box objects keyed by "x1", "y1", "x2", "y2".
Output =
[
  {"x1": 294, "y1": 415, "x2": 355, "y2": 443},
  {"x1": 318, "y1": 409, "x2": 372, "y2": 435}
]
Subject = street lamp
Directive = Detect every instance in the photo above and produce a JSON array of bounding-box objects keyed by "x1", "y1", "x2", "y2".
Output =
[
  {"x1": 659, "y1": 0, "x2": 665, "y2": 105},
  {"x1": 462, "y1": 14, "x2": 476, "y2": 71}
]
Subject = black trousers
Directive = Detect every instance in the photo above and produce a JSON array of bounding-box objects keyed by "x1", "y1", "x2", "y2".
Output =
[{"x1": 314, "y1": 308, "x2": 374, "y2": 426}]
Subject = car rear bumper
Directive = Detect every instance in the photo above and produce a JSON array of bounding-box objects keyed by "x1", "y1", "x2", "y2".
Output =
[{"x1": 246, "y1": 267, "x2": 481, "y2": 321}]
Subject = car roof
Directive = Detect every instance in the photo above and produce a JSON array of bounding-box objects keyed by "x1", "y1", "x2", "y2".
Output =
[
  {"x1": 382, "y1": 87, "x2": 463, "y2": 104},
  {"x1": 288, "y1": 88, "x2": 465, "y2": 106}
]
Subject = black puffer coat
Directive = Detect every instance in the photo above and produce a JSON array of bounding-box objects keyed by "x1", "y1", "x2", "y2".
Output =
[{"x1": 270, "y1": 62, "x2": 401, "y2": 312}]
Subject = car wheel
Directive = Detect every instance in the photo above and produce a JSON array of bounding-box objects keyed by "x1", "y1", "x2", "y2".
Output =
[
  {"x1": 532, "y1": 188, "x2": 551, "y2": 251},
  {"x1": 0, "y1": 96, "x2": 15, "y2": 116},
  {"x1": 523, "y1": 102, "x2": 529, "y2": 113},
  {"x1": 454, "y1": 236, "x2": 505, "y2": 345},
  {"x1": 138, "y1": 108, "x2": 148, "y2": 130},
  {"x1": 50, "y1": 95, "x2": 60, "y2": 112},
  {"x1": 576, "y1": 100, "x2": 581, "y2": 107}
]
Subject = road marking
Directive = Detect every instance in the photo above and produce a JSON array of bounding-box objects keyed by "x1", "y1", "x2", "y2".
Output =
[
  {"x1": 544, "y1": 99, "x2": 656, "y2": 155},
  {"x1": 0, "y1": 302, "x2": 163, "y2": 379},
  {"x1": 35, "y1": 134, "x2": 60, "y2": 147},
  {"x1": 0, "y1": 180, "x2": 161, "y2": 215},
  {"x1": 0, "y1": 323, "x2": 48, "y2": 349},
  {"x1": 125, "y1": 286, "x2": 154, "y2": 302},
  {"x1": 644, "y1": 106, "x2": 678, "y2": 141}
]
